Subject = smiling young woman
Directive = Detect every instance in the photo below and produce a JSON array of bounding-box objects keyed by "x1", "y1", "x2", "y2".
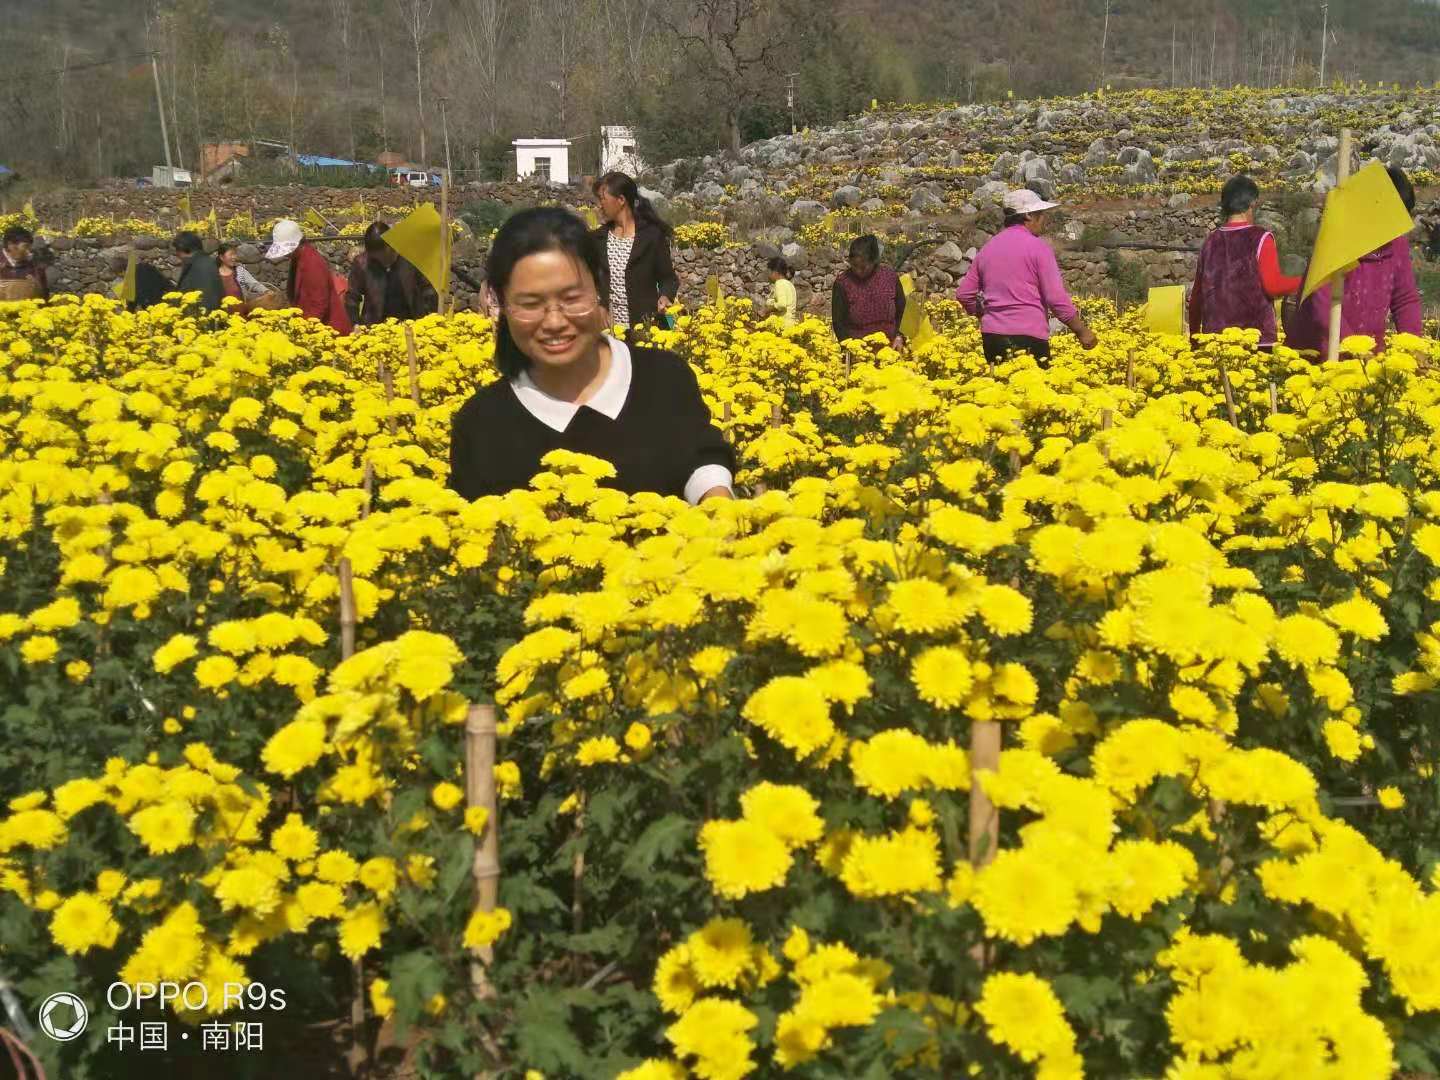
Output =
[{"x1": 448, "y1": 207, "x2": 734, "y2": 504}]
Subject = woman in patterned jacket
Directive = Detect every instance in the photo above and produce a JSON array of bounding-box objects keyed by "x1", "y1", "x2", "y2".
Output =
[{"x1": 591, "y1": 171, "x2": 679, "y2": 329}]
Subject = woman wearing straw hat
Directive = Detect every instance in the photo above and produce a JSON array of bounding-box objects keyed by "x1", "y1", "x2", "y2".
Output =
[
  {"x1": 266, "y1": 219, "x2": 351, "y2": 333},
  {"x1": 955, "y1": 189, "x2": 1097, "y2": 365}
]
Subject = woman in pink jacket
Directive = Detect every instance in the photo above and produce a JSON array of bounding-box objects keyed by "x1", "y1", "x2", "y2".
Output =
[
  {"x1": 956, "y1": 189, "x2": 1097, "y2": 365},
  {"x1": 1285, "y1": 166, "x2": 1423, "y2": 355}
]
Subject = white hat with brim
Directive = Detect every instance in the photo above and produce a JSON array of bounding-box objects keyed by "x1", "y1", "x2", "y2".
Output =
[
  {"x1": 265, "y1": 219, "x2": 304, "y2": 261},
  {"x1": 1003, "y1": 189, "x2": 1060, "y2": 215}
]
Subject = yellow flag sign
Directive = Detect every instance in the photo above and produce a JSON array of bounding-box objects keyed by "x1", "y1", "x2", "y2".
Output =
[
  {"x1": 114, "y1": 252, "x2": 137, "y2": 303},
  {"x1": 704, "y1": 275, "x2": 724, "y2": 306},
  {"x1": 1140, "y1": 285, "x2": 1186, "y2": 336},
  {"x1": 898, "y1": 273, "x2": 937, "y2": 348},
  {"x1": 383, "y1": 203, "x2": 447, "y2": 294},
  {"x1": 1302, "y1": 161, "x2": 1413, "y2": 301},
  {"x1": 304, "y1": 207, "x2": 331, "y2": 233}
]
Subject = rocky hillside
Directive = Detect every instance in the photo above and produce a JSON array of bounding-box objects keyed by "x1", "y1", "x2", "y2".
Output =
[{"x1": 650, "y1": 87, "x2": 1440, "y2": 216}]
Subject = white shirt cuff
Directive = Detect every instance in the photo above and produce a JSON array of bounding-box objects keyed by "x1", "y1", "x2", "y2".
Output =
[{"x1": 684, "y1": 465, "x2": 734, "y2": 505}]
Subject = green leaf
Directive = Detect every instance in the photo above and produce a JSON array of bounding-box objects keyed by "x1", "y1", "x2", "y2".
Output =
[
  {"x1": 620, "y1": 814, "x2": 694, "y2": 880},
  {"x1": 513, "y1": 989, "x2": 589, "y2": 1073},
  {"x1": 388, "y1": 948, "x2": 447, "y2": 1034},
  {"x1": 562, "y1": 923, "x2": 636, "y2": 957},
  {"x1": 438, "y1": 834, "x2": 476, "y2": 900}
]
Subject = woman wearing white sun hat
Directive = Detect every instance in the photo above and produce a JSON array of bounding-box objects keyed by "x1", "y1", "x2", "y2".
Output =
[
  {"x1": 955, "y1": 188, "x2": 1097, "y2": 366},
  {"x1": 266, "y1": 219, "x2": 351, "y2": 333}
]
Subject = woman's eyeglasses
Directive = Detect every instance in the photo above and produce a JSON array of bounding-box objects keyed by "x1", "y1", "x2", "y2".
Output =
[{"x1": 504, "y1": 295, "x2": 599, "y2": 323}]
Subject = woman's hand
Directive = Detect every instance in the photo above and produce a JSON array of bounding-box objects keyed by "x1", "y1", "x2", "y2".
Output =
[
  {"x1": 891, "y1": 335, "x2": 905, "y2": 350},
  {"x1": 658, "y1": 295, "x2": 673, "y2": 311},
  {"x1": 1078, "y1": 326, "x2": 1099, "y2": 349}
]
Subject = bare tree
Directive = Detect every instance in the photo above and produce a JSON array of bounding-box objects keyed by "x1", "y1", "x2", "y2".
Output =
[
  {"x1": 330, "y1": 0, "x2": 357, "y2": 160},
  {"x1": 457, "y1": 0, "x2": 508, "y2": 135},
  {"x1": 393, "y1": 0, "x2": 436, "y2": 163},
  {"x1": 660, "y1": 0, "x2": 790, "y2": 155}
]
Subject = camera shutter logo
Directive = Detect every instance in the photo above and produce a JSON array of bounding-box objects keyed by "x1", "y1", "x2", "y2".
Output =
[{"x1": 38, "y1": 992, "x2": 88, "y2": 1041}]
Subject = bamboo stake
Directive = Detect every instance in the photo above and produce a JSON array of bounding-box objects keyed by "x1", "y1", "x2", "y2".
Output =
[
  {"x1": 439, "y1": 170, "x2": 451, "y2": 314},
  {"x1": 1218, "y1": 365, "x2": 1239, "y2": 427},
  {"x1": 337, "y1": 558, "x2": 357, "y2": 661},
  {"x1": 1101, "y1": 408, "x2": 1114, "y2": 430},
  {"x1": 378, "y1": 361, "x2": 397, "y2": 436},
  {"x1": 1126, "y1": 351, "x2": 1136, "y2": 390},
  {"x1": 404, "y1": 324, "x2": 422, "y2": 406},
  {"x1": 466, "y1": 704, "x2": 501, "y2": 987},
  {"x1": 336, "y1": 558, "x2": 365, "y2": 1076},
  {"x1": 1325, "y1": 128, "x2": 1353, "y2": 364},
  {"x1": 1268, "y1": 382, "x2": 1279, "y2": 415}
]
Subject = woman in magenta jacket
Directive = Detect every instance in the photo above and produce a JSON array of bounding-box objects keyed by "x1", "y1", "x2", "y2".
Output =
[{"x1": 1285, "y1": 166, "x2": 1423, "y2": 355}]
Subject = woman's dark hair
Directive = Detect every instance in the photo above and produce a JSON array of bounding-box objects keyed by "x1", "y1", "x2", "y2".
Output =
[
  {"x1": 1220, "y1": 175, "x2": 1261, "y2": 217},
  {"x1": 215, "y1": 242, "x2": 235, "y2": 259},
  {"x1": 848, "y1": 235, "x2": 880, "y2": 264},
  {"x1": 1002, "y1": 211, "x2": 1029, "y2": 228},
  {"x1": 594, "y1": 170, "x2": 673, "y2": 238},
  {"x1": 363, "y1": 222, "x2": 390, "y2": 253},
  {"x1": 3, "y1": 226, "x2": 33, "y2": 246},
  {"x1": 1387, "y1": 166, "x2": 1416, "y2": 215},
  {"x1": 767, "y1": 256, "x2": 791, "y2": 278},
  {"x1": 485, "y1": 206, "x2": 603, "y2": 379},
  {"x1": 173, "y1": 230, "x2": 204, "y2": 255}
]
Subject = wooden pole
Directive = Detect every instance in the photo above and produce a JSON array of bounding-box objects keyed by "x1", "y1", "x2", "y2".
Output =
[
  {"x1": 336, "y1": 556, "x2": 365, "y2": 1076},
  {"x1": 1218, "y1": 365, "x2": 1239, "y2": 427},
  {"x1": 404, "y1": 324, "x2": 422, "y2": 407},
  {"x1": 1125, "y1": 351, "x2": 1136, "y2": 390},
  {"x1": 378, "y1": 361, "x2": 397, "y2": 436},
  {"x1": 1268, "y1": 382, "x2": 1279, "y2": 415},
  {"x1": 439, "y1": 170, "x2": 451, "y2": 314},
  {"x1": 466, "y1": 704, "x2": 501, "y2": 987},
  {"x1": 1325, "y1": 128, "x2": 1353, "y2": 364},
  {"x1": 1101, "y1": 408, "x2": 1114, "y2": 430},
  {"x1": 968, "y1": 721, "x2": 1002, "y2": 868},
  {"x1": 337, "y1": 558, "x2": 357, "y2": 660}
]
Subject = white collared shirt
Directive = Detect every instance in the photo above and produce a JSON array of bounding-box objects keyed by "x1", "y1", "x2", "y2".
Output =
[{"x1": 510, "y1": 335, "x2": 734, "y2": 505}]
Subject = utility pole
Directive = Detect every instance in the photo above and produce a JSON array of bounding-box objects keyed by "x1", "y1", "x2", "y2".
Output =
[
  {"x1": 438, "y1": 96, "x2": 454, "y2": 179},
  {"x1": 784, "y1": 72, "x2": 799, "y2": 134},
  {"x1": 1099, "y1": 0, "x2": 1110, "y2": 87},
  {"x1": 150, "y1": 53, "x2": 173, "y2": 168},
  {"x1": 1319, "y1": 3, "x2": 1329, "y2": 86},
  {"x1": 1171, "y1": 23, "x2": 1178, "y2": 87}
]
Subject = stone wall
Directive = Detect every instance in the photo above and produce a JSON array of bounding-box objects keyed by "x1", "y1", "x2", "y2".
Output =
[{"x1": 19, "y1": 179, "x2": 585, "y2": 234}]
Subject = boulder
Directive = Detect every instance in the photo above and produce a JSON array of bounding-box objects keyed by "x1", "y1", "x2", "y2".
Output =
[
  {"x1": 639, "y1": 187, "x2": 671, "y2": 219},
  {"x1": 932, "y1": 240, "x2": 966, "y2": 265},
  {"x1": 1083, "y1": 137, "x2": 1111, "y2": 167},
  {"x1": 831, "y1": 185, "x2": 863, "y2": 208},
  {"x1": 235, "y1": 244, "x2": 262, "y2": 264},
  {"x1": 789, "y1": 199, "x2": 827, "y2": 223},
  {"x1": 860, "y1": 198, "x2": 886, "y2": 212},
  {"x1": 780, "y1": 242, "x2": 808, "y2": 269},
  {"x1": 1035, "y1": 109, "x2": 1068, "y2": 131},
  {"x1": 753, "y1": 240, "x2": 782, "y2": 261},
  {"x1": 695, "y1": 181, "x2": 725, "y2": 202},
  {"x1": 909, "y1": 187, "x2": 945, "y2": 212},
  {"x1": 974, "y1": 180, "x2": 1009, "y2": 202}
]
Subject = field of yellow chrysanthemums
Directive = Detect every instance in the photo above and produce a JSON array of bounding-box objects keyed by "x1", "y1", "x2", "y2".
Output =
[{"x1": 3, "y1": 292, "x2": 1440, "y2": 1078}]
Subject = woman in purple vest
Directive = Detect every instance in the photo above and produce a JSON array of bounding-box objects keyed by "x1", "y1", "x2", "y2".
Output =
[
  {"x1": 831, "y1": 235, "x2": 907, "y2": 348},
  {"x1": 1285, "y1": 166, "x2": 1422, "y2": 356},
  {"x1": 1189, "y1": 175, "x2": 1302, "y2": 349},
  {"x1": 955, "y1": 189, "x2": 1097, "y2": 365}
]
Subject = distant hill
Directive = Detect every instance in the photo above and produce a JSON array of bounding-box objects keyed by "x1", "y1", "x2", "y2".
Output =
[{"x1": 4, "y1": 0, "x2": 1440, "y2": 184}]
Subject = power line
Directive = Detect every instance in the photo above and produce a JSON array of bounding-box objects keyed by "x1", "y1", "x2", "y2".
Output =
[{"x1": 0, "y1": 50, "x2": 157, "y2": 90}]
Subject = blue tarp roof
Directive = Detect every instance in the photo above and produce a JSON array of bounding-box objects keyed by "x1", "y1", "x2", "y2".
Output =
[
  {"x1": 0, "y1": 165, "x2": 12, "y2": 176},
  {"x1": 295, "y1": 154, "x2": 373, "y2": 169}
]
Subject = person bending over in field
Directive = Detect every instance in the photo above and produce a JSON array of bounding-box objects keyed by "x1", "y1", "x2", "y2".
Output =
[
  {"x1": 955, "y1": 189, "x2": 1097, "y2": 365},
  {"x1": 1189, "y1": 175, "x2": 1301, "y2": 350},
  {"x1": 448, "y1": 207, "x2": 733, "y2": 504}
]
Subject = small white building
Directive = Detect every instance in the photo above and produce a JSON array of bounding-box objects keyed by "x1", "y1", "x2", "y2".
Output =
[
  {"x1": 513, "y1": 138, "x2": 571, "y2": 184},
  {"x1": 600, "y1": 126, "x2": 644, "y2": 176}
]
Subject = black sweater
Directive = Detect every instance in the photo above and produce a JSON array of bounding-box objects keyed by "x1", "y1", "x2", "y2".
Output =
[
  {"x1": 448, "y1": 346, "x2": 734, "y2": 502},
  {"x1": 590, "y1": 222, "x2": 680, "y2": 325}
]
